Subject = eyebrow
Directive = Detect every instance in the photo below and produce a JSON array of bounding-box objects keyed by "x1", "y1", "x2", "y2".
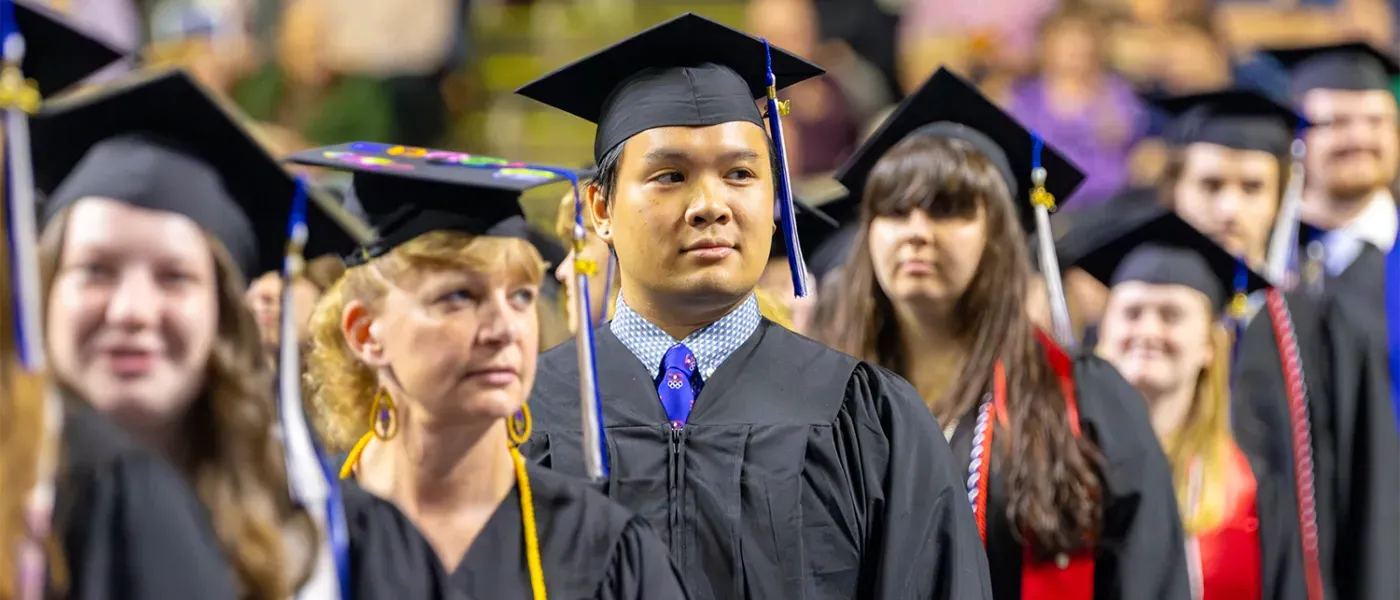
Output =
[{"x1": 641, "y1": 148, "x2": 762, "y2": 165}]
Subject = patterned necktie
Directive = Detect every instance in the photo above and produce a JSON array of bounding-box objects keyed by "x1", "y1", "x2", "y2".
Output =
[{"x1": 657, "y1": 343, "x2": 699, "y2": 429}]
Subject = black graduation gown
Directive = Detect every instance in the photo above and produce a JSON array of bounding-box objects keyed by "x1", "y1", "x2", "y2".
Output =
[
  {"x1": 525, "y1": 319, "x2": 993, "y2": 600},
  {"x1": 54, "y1": 405, "x2": 238, "y2": 600},
  {"x1": 1235, "y1": 288, "x2": 1400, "y2": 600},
  {"x1": 946, "y1": 356, "x2": 1191, "y2": 600},
  {"x1": 450, "y1": 463, "x2": 689, "y2": 600},
  {"x1": 341, "y1": 480, "x2": 457, "y2": 599}
]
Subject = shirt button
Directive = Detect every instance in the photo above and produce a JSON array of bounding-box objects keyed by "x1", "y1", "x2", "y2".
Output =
[{"x1": 1055, "y1": 553, "x2": 1070, "y2": 569}]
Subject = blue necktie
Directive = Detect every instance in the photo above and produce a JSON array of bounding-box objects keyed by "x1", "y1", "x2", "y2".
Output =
[{"x1": 658, "y1": 344, "x2": 699, "y2": 429}]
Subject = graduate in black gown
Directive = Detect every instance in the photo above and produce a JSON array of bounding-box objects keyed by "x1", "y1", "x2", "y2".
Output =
[
  {"x1": 1070, "y1": 208, "x2": 1305, "y2": 600},
  {"x1": 288, "y1": 143, "x2": 687, "y2": 600},
  {"x1": 516, "y1": 14, "x2": 991, "y2": 600},
  {"x1": 821, "y1": 67, "x2": 1190, "y2": 600},
  {"x1": 1232, "y1": 42, "x2": 1400, "y2": 600},
  {"x1": 0, "y1": 8, "x2": 241, "y2": 599},
  {"x1": 29, "y1": 69, "x2": 446, "y2": 599}
]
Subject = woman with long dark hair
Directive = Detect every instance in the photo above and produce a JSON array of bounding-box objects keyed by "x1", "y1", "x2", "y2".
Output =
[
  {"x1": 32, "y1": 70, "x2": 446, "y2": 598},
  {"x1": 821, "y1": 68, "x2": 1189, "y2": 600}
]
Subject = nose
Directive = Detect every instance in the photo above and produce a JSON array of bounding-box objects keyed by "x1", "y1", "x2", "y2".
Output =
[
  {"x1": 1214, "y1": 188, "x2": 1244, "y2": 224},
  {"x1": 683, "y1": 179, "x2": 734, "y2": 228},
  {"x1": 555, "y1": 252, "x2": 573, "y2": 285},
  {"x1": 476, "y1": 291, "x2": 523, "y2": 347},
  {"x1": 106, "y1": 269, "x2": 161, "y2": 330},
  {"x1": 899, "y1": 208, "x2": 936, "y2": 245}
]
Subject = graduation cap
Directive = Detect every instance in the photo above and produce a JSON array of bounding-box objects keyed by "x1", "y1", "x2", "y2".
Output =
[
  {"x1": 1068, "y1": 207, "x2": 1270, "y2": 315},
  {"x1": 10, "y1": 0, "x2": 124, "y2": 97},
  {"x1": 1264, "y1": 42, "x2": 1400, "y2": 96},
  {"x1": 1153, "y1": 89, "x2": 1306, "y2": 157},
  {"x1": 283, "y1": 141, "x2": 567, "y2": 266},
  {"x1": 517, "y1": 12, "x2": 826, "y2": 297},
  {"x1": 834, "y1": 68, "x2": 1085, "y2": 234},
  {"x1": 516, "y1": 12, "x2": 824, "y2": 162},
  {"x1": 32, "y1": 69, "x2": 364, "y2": 279}
]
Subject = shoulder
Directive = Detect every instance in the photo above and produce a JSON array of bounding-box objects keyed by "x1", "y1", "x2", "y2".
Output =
[
  {"x1": 538, "y1": 335, "x2": 580, "y2": 375},
  {"x1": 525, "y1": 463, "x2": 637, "y2": 538},
  {"x1": 1070, "y1": 354, "x2": 1159, "y2": 466}
]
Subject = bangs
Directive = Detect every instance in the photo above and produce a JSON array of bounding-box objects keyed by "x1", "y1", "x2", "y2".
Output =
[
  {"x1": 386, "y1": 230, "x2": 545, "y2": 287},
  {"x1": 862, "y1": 134, "x2": 1009, "y2": 221}
]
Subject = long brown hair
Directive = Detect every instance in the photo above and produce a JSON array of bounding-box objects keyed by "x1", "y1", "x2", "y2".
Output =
[
  {"x1": 40, "y1": 208, "x2": 317, "y2": 600},
  {"x1": 823, "y1": 134, "x2": 1104, "y2": 555}
]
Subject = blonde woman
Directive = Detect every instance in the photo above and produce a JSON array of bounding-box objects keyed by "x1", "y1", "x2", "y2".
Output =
[
  {"x1": 1086, "y1": 209, "x2": 1305, "y2": 600},
  {"x1": 293, "y1": 143, "x2": 688, "y2": 599}
]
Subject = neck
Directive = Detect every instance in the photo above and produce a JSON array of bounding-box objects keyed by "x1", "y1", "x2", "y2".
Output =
[
  {"x1": 619, "y1": 280, "x2": 748, "y2": 341},
  {"x1": 1301, "y1": 186, "x2": 1385, "y2": 230},
  {"x1": 368, "y1": 410, "x2": 516, "y2": 516},
  {"x1": 893, "y1": 301, "x2": 969, "y2": 412},
  {"x1": 1142, "y1": 383, "x2": 1196, "y2": 442}
]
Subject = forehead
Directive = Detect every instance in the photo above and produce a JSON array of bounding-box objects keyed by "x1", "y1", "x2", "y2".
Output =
[
  {"x1": 1109, "y1": 281, "x2": 1211, "y2": 310},
  {"x1": 1302, "y1": 89, "x2": 1398, "y2": 119},
  {"x1": 1181, "y1": 144, "x2": 1280, "y2": 176},
  {"x1": 63, "y1": 197, "x2": 209, "y2": 254},
  {"x1": 619, "y1": 121, "x2": 771, "y2": 163}
]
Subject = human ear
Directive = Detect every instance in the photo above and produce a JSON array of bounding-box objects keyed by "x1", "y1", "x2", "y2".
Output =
[{"x1": 341, "y1": 300, "x2": 389, "y2": 368}]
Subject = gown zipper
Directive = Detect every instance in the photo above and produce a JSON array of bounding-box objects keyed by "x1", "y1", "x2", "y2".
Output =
[{"x1": 668, "y1": 427, "x2": 685, "y2": 565}]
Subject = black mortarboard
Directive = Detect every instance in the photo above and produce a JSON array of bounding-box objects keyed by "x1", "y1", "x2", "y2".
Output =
[
  {"x1": 770, "y1": 198, "x2": 839, "y2": 259},
  {"x1": 516, "y1": 12, "x2": 825, "y2": 162},
  {"x1": 1264, "y1": 42, "x2": 1400, "y2": 96},
  {"x1": 1069, "y1": 207, "x2": 1269, "y2": 312},
  {"x1": 1153, "y1": 89, "x2": 1305, "y2": 157},
  {"x1": 834, "y1": 68, "x2": 1085, "y2": 233},
  {"x1": 32, "y1": 69, "x2": 362, "y2": 279},
  {"x1": 283, "y1": 142, "x2": 567, "y2": 266},
  {"x1": 13, "y1": 0, "x2": 123, "y2": 97}
]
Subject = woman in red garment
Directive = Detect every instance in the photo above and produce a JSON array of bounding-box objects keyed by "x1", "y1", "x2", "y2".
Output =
[{"x1": 1088, "y1": 208, "x2": 1306, "y2": 600}]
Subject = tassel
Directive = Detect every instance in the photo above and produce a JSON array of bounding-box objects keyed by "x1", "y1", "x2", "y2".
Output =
[
  {"x1": 761, "y1": 38, "x2": 810, "y2": 298},
  {"x1": 1029, "y1": 132, "x2": 1074, "y2": 350},
  {"x1": 564, "y1": 169, "x2": 609, "y2": 480},
  {"x1": 1, "y1": 5, "x2": 62, "y2": 597},
  {"x1": 1266, "y1": 137, "x2": 1307, "y2": 288},
  {"x1": 278, "y1": 177, "x2": 350, "y2": 599}
]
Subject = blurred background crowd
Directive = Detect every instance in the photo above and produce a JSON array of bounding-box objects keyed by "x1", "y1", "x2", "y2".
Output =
[{"x1": 56, "y1": 0, "x2": 1400, "y2": 242}]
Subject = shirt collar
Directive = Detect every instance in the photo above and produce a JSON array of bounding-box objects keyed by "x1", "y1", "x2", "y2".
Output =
[
  {"x1": 609, "y1": 293, "x2": 762, "y2": 380},
  {"x1": 1336, "y1": 190, "x2": 1398, "y2": 252}
]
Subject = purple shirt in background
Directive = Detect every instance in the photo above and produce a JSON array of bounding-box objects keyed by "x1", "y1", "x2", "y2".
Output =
[{"x1": 1006, "y1": 77, "x2": 1145, "y2": 209}]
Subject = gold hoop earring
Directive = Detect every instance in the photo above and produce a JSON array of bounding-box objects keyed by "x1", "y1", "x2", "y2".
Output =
[
  {"x1": 508, "y1": 404, "x2": 532, "y2": 447},
  {"x1": 370, "y1": 389, "x2": 398, "y2": 441}
]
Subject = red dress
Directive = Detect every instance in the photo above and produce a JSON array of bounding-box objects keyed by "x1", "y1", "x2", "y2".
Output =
[{"x1": 1193, "y1": 443, "x2": 1263, "y2": 600}]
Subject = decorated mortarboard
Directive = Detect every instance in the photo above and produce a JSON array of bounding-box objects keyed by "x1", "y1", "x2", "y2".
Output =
[
  {"x1": 1068, "y1": 206, "x2": 1270, "y2": 315},
  {"x1": 283, "y1": 141, "x2": 567, "y2": 267},
  {"x1": 835, "y1": 67, "x2": 1085, "y2": 346},
  {"x1": 517, "y1": 12, "x2": 825, "y2": 296},
  {"x1": 834, "y1": 68, "x2": 1085, "y2": 234},
  {"x1": 1152, "y1": 89, "x2": 1306, "y2": 157},
  {"x1": 1264, "y1": 41, "x2": 1400, "y2": 96},
  {"x1": 31, "y1": 69, "x2": 364, "y2": 279},
  {"x1": 9, "y1": 0, "x2": 124, "y2": 97}
]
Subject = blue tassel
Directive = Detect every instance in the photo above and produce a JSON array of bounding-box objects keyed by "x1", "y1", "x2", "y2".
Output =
[
  {"x1": 761, "y1": 38, "x2": 810, "y2": 297},
  {"x1": 279, "y1": 176, "x2": 351, "y2": 599}
]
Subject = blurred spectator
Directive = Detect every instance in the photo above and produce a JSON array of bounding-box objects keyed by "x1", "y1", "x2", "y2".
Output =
[
  {"x1": 810, "y1": 0, "x2": 902, "y2": 113},
  {"x1": 896, "y1": 0, "x2": 1058, "y2": 93},
  {"x1": 230, "y1": 0, "x2": 395, "y2": 146},
  {"x1": 1007, "y1": 6, "x2": 1145, "y2": 208},
  {"x1": 747, "y1": 0, "x2": 861, "y2": 176}
]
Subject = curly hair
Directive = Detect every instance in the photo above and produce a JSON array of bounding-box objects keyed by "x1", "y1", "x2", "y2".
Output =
[
  {"x1": 306, "y1": 230, "x2": 545, "y2": 453},
  {"x1": 822, "y1": 133, "x2": 1105, "y2": 556},
  {"x1": 40, "y1": 209, "x2": 317, "y2": 600}
]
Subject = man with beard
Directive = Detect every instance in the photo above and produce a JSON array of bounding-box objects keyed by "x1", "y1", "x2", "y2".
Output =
[{"x1": 1230, "y1": 41, "x2": 1400, "y2": 600}]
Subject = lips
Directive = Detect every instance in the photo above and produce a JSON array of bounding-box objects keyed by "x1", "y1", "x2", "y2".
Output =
[
  {"x1": 103, "y1": 348, "x2": 158, "y2": 377},
  {"x1": 682, "y1": 238, "x2": 736, "y2": 261},
  {"x1": 464, "y1": 366, "x2": 520, "y2": 387},
  {"x1": 897, "y1": 259, "x2": 935, "y2": 275}
]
